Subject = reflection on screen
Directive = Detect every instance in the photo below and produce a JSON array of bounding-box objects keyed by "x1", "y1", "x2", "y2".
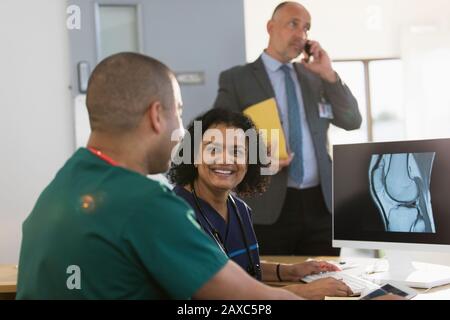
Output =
[
  {"x1": 382, "y1": 284, "x2": 408, "y2": 297},
  {"x1": 369, "y1": 152, "x2": 436, "y2": 233},
  {"x1": 360, "y1": 284, "x2": 409, "y2": 300}
]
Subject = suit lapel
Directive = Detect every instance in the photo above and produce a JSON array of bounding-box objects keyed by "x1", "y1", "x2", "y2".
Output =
[{"x1": 251, "y1": 57, "x2": 276, "y2": 98}]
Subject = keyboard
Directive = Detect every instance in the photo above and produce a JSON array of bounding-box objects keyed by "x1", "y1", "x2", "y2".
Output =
[{"x1": 302, "y1": 271, "x2": 380, "y2": 296}]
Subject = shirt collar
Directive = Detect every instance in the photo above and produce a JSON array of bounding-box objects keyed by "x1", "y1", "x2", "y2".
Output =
[{"x1": 261, "y1": 51, "x2": 294, "y2": 72}]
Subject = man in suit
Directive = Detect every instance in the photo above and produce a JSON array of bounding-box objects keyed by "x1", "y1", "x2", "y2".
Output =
[{"x1": 213, "y1": 1, "x2": 362, "y2": 255}]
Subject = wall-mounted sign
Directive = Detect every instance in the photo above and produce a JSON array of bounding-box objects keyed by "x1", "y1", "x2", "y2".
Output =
[{"x1": 175, "y1": 72, "x2": 205, "y2": 85}]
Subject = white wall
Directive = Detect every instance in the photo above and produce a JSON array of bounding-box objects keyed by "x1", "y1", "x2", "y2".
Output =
[
  {"x1": 0, "y1": 0, "x2": 74, "y2": 263},
  {"x1": 244, "y1": 0, "x2": 450, "y2": 61}
]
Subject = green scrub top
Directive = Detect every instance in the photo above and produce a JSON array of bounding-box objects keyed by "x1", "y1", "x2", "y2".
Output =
[{"x1": 16, "y1": 148, "x2": 228, "y2": 299}]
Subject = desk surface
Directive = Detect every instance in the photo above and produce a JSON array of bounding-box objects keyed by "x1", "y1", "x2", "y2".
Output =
[
  {"x1": 0, "y1": 265, "x2": 17, "y2": 294},
  {"x1": 261, "y1": 255, "x2": 450, "y2": 299}
]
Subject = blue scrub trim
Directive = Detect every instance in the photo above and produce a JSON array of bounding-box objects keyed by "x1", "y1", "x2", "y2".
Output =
[{"x1": 228, "y1": 244, "x2": 259, "y2": 258}]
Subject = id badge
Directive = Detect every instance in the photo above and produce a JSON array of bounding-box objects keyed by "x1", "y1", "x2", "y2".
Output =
[{"x1": 318, "y1": 98, "x2": 334, "y2": 119}]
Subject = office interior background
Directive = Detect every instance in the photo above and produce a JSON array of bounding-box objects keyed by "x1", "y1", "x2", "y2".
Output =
[{"x1": 1, "y1": 0, "x2": 450, "y2": 264}]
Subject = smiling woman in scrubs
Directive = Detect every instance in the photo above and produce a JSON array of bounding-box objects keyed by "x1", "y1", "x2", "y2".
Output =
[{"x1": 168, "y1": 108, "x2": 351, "y2": 299}]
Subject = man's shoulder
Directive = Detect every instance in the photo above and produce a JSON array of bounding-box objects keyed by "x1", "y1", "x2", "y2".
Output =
[
  {"x1": 220, "y1": 59, "x2": 259, "y2": 77},
  {"x1": 120, "y1": 175, "x2": 181, "y2": 206},
  {"x1": 64, "y1": 150, "x2": 185, "y2": 211},
  {"x1": 106, "y1": 176, "x2": 194, "y2": 233}
]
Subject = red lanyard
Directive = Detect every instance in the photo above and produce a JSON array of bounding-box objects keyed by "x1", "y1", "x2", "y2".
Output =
[{"x1": 87, "y1": 147, "x2": 119, "y2": 167}]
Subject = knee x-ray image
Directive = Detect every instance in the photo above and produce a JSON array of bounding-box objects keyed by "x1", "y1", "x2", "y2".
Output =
[{"x1": 369, "y1": 152, "x2": 436, "y2": 233}]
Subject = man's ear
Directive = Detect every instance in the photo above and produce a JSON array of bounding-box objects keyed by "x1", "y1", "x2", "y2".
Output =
[
  {"x1": 267, "y1": 19, "x2": 273, "y2": 34},
  {"x1": 147, "y1": 101, "x2": 163, "y2": 134}
]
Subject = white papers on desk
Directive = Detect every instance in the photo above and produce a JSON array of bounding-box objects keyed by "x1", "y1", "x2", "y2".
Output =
[{"x1": 414, "y1": 287, "x2": 450, "y2": 300}]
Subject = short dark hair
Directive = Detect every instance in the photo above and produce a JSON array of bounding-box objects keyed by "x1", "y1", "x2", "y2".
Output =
[
  {"x1": 86, "y1": 52, "x2": 173, "y2": 133},
  {"x1": 168, "y1": 108, "x2": 270, "y2": 197}
]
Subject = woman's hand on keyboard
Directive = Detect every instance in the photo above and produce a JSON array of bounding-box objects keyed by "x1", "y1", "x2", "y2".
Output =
[
  {"x1": 284, "y1": 278, "x2": 353, "y2": 300},
  {"x1": 282, "y1": 261, "x2": 341, "y2": 281}
]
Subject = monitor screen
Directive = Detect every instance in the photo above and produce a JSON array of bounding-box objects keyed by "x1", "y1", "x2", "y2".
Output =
[{"x1": 333, "y1": 138, "x2": 450, "y2": 250}]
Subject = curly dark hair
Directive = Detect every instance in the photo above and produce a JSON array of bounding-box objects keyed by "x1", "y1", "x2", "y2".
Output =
[{"x1": 168, "y1": 108, "x2": 271, "y2": 197}]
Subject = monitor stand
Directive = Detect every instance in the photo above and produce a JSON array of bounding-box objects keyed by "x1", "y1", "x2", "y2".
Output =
[{"x1": 367, "y1": 250, "x2": 450, "y2": 289}]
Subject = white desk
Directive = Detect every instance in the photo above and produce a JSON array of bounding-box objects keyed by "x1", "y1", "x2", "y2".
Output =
[{"x1": 261, "y1": 256, "x2": 450, "y2": 300}]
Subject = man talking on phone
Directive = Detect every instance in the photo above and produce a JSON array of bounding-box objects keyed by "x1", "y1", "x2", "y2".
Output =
[{"x1": 213, "y1": 2, "x2": 362, "y2": 256}]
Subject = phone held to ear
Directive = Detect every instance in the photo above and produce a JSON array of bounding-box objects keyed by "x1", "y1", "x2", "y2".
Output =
[{"x1": 304, "y1": 41, "x2": 312, "y2": 62}]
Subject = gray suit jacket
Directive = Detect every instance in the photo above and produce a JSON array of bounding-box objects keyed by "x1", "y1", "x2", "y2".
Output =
[{"x1": 213, "y1": 57, "x2": 362, "y2": 225}]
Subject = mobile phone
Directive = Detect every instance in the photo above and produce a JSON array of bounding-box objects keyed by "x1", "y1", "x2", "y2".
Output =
[
  {"x1": 360, "y1": 282, "x2": 417, "y2": 300},
  {"x1": 304, "y1": 41, "x2": 312, "y2": 61}
]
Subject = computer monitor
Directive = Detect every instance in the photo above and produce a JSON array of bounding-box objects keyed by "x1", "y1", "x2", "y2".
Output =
[{"x1": 333, "y1": 138, "x2": 450, "y2": 288}]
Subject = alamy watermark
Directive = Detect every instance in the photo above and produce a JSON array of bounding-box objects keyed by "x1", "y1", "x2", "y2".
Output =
[
  {"x1": 170, "y1": 121, "x2": 285, "y2": 175},
  {"x1": 67, "y1": 5, "x2": 81, "y2": 30},
  {"x1": 66, "y1": 265, "x2": 81, "y2": 290}
]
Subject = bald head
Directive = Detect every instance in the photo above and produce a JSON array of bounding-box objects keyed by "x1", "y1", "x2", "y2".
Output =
[
  {"x1": 266, "y1": 2, "x2": 311, "y2": 63},
  {"x1": 86, "y1": 52, "x2": 174, "y2": 133},
  {"x1": 271, "y1": 1, "x2": 308, "y2": 20}
]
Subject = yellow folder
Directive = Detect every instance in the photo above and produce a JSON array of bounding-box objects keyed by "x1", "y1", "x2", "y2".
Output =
[{"x1": 244, "y1": 98, "x2": 288, "y2": 160}]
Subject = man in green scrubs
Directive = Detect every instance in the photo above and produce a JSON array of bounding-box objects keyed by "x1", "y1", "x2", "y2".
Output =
[{"x1": 16, "y1": 52, "x2": 301, "y2": 299}]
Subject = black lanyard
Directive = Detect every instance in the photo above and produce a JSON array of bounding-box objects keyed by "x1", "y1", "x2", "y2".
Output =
[{"x1": 191, "y1": 186, "x2": 261, "y2": 280}]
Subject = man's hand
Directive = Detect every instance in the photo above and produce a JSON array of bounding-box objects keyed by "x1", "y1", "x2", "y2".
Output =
[
  {"x1": 284, "y1": 278, "x2": 353, "y2": 300},
  {"x1": 282, "y1": 260, "x2": 341, "y2": 281},
  {"x1": 265, "y1": 152, "x2": 294, "y2": 175},
  {"x1": 278, "y1": 153, "x2": 294, "y2": 170},
  {"x1": 301, "y1": 40, "x2": 337, "y2": 83}
]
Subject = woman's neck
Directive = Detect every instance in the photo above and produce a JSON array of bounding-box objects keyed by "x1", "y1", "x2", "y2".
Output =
[{"x1": 192, "y1": 180, "x2": 229, "y2": 221}]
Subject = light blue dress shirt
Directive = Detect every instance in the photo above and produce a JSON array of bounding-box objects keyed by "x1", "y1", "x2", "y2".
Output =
[{"x1": 260, "y1": 51, "x2": 319, "y2": 189}]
